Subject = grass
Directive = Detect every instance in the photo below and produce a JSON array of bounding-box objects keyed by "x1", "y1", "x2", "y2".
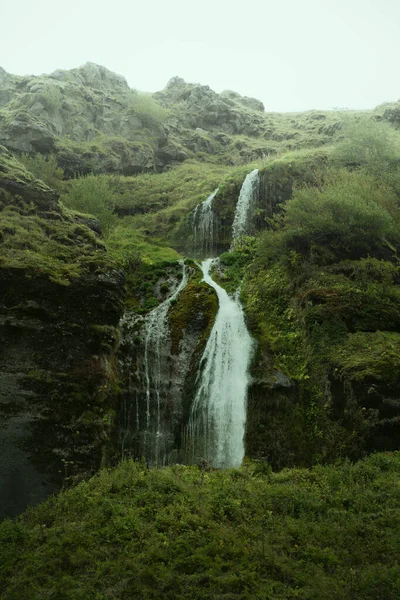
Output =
[
  {"x1": 0, "y1": 146, "x2": 116, "y2": 285},
  {"x1": 1, "y1": 453, "x2": 399, "y2": 599},
  {"x1": 106, "y1": 223, "x2": 182, "y2": 265},
  {"x1": 0, "y1": 205, "x2": 114, "y2": 285}
]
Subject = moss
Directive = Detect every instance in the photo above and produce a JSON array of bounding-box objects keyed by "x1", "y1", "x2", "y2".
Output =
[
  {"x1": 0, "y1": 149, "x2": 118, "y2": 285},
  {"x1": 1, "y1": 454, "x2": 400, "y2": 599},
  {"x1": 168, "y1": 270, "x2": 218, "y2": 354},
  {"x1": 0, "y1": 145, "x2": 51, "y2": 194},
  {"x1": 330, "y1": 331, "x2": 400, "y2": 383}
]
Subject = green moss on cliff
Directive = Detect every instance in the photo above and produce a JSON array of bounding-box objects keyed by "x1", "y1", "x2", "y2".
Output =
[
  {"x1": 331, "y1": 331, "x2": 400, "y2": 383},
  {"x1": 168, "y1": 268, "x2": 218, "y2": 354},
  {"x1": 242, "y1": 162, "x2": 400, "y2": 465},
  {"x1": 0, "y1": 148, "x2": 117, "y2": 285}
]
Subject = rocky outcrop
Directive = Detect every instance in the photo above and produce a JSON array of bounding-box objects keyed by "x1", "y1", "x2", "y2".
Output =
[
  {"x1": 118, "y1": 263, "x2": 217, "y2": 465},
  {"x1": 155, "y1": 77, "x2": 266, "y2": 136},
  {"x1": 0, "y1": 63, "x2": 165, "y2": 175},
  {"x1": 0, "y1": 64, "x2": 378, "y2": 175},
  {"x1": 0, "y1": 150, "x2": 125, "y2": 519},
  {"x1": 221, "y1": 89, "x2": 265, "y2": 112}
]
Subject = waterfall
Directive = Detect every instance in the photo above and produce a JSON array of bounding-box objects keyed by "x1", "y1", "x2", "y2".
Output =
[
  {"x1": 231, "y1": 169, "x2": 259, "y2": 244},
  {"x1": 142, "y1": 260, "x2": 188, "y2": 465},
  {"x1": 192, "y1": 188, "x2": 219, "y2": 256},
  {"x1": 187, "y1": 258, "x2": 253, "y2": 468}
]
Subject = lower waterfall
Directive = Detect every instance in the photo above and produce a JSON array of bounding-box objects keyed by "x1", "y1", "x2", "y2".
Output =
[
  {"x1": 142, "y1": 261, "x2": 188, "y2": 465},
  {"x1": 186, "y1": 258, "x2": 253, "y2": 468},
  {"x1": 119, "y1": 261, "x2": 189, "y2": 467}
]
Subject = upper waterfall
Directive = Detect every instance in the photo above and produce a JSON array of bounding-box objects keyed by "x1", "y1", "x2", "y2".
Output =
[
  {"x1": 192, "y1": 188, "x2": 219, "y2": 257},
  {"x1": 187, "y1": 258, "x2": 253, "y2": 468},
  {"x1": 231, "y1": 169, "x2": 259, "y2": 243}
]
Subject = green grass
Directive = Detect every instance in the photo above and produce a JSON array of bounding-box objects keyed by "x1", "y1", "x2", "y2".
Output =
[
  {"x1": 0, "y1": 205, "x2": 114, "y2": 284},
  {"x1": 0, "y1": 147, "x2": 116, "y2": 284},
  {"x1": 106, "y1": 222, "x2": 182, "y2": 265},
  {"x1": 1, "y1": 453, "x2": 399, "y2": 599},
  {"x1": 330, "y1": 331, "x2": 400, "y2": 382}
]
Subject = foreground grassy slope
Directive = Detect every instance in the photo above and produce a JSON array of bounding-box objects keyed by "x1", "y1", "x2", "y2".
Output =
[{"x1": 1, "y1": 453, "x2": 399, "y2": 599}]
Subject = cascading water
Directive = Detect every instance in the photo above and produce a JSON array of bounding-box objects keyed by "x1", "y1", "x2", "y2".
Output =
[
  {"x1": 142, "y1": 261, "x2": 188, "y2": 465},
  {"x1": 192, "y1": 188, "x2": 219, "y2": 256},
  {"x1": 231, "y1": 169, "x2": 259, "y2": 244},
  {"x1": 185, "y1": 169, "x2": 260, "y2": 467},
  {"x1": 121, "y1": 168, "x2": 258, "y2": 469},
  {"x1": 119, "y1": 261, "x2": 189, "y2": 466},
  {"x1": 187, "y1": 259, "x2": 253, "y2": 468}
]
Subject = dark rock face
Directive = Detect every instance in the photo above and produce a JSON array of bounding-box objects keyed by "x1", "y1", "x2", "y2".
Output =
[
  {"x1": 0, "y1": 153, "x2": 125, "y2": 520},
  {"x1": 118, "y1": 266, "x2": 217, "y2": 465}
]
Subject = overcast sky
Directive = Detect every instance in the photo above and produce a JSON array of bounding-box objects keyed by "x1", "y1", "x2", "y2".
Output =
[{"x1": 1, "y1": 0, "x2": 399, "y2": 112}]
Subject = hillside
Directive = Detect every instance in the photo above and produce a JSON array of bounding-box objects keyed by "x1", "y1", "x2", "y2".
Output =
[
  {"x1": 1, "y1": 453, "x2": 400, "y2": 599},
  {"x1": 0, "y1": 62, "x2": 400, "y2": 540},
  {"x1": 2, "y1": 61, "x2": 399, "y2": 178}
]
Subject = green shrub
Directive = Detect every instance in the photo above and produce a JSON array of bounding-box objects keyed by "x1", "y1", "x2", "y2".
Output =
[
  {"x1": 61, "y1": 175, "x2": 118, "y2": 237},
  {"x1": 18, "y1": 153, "x2": 64, "y2": 192},
  {"x1": 1, "y1": 454, "x2": 400, "y2": 599},
  {"x1": 259, "y1": 169, "x2": 399, "y2": 265}
]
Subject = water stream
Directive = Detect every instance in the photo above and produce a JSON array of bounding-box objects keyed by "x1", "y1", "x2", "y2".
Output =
[
  {"x1": 192, "y1": 188, "x2": 219, "y2": 256},
  {"x1": 142, "y1": 261, "x2": 188, "y2": 465},
  {"x1": 231, "y1": 168, "x2": 259, "y2": 244},
  {"x1": 188, "y1": 258, "x2": 253, "y2": 467},
  {"x1": 123, "y1": 169, "x2": 259, "y2": 468}
]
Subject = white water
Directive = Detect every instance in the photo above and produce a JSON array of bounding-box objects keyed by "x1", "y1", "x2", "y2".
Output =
[
  {"x1": 231, "y1": 169, "x2": 259, "y2": 244},
  {"x1": 192, "y1": 188, "x2": 219, "y2": 256},
  {"x1": 143, "y1": 261, "x2": 188, "y2": 465},
  {"x1": 188, "y1": 258, "x2": 253, "y2": 468}
]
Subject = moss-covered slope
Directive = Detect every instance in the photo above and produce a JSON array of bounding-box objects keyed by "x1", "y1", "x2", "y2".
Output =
[
  {"x1": 241, "y1": 164, "x2": 400, "y2": 468},
  {"x1": 1, "y1": 453, "x2": 400, "y2": 599}
]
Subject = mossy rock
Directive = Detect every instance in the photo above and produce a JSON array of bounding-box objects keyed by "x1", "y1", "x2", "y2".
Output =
[{"x1": 168, "y1": 273, "x2": 218, "y2": 355}]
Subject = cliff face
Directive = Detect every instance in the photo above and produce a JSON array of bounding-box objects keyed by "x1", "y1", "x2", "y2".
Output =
[
  {"x1": 0, "y1": 62, "x2": 374, "y2": 177},
  {"x1": 0, "y1": 148, "x2": 124, "y2": 519},
  {"x1": 118, "y1": 262, "x2": 218, "y2": 465}
]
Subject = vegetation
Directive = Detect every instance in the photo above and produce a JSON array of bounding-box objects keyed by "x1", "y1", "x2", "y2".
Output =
[
  {"x1": 61, "y1": 175, "x2": 119, "y2": 238},
  {"x1": 239, "y1": 125, "x2": 400, "y2": 466},
  {"x1": 0, "y1": 147, "x2": 116, "y2": 284},
  {"x1": 18, "y1": 153, "x2": 65, "y2": 191},
  {"x1": 1, "y1": 453, "x2": 400, "y2": 599},
  {"x1": 2, "y1": 70, "x2": 400, "y2": 596}
]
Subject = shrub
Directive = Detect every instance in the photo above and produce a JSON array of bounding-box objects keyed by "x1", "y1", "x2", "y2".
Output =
[
  {"x1": 259, "y1": 169, "x2": 399, "y2": 265},
  {"x1": 61, "y1": 175, "x2": 118, "y2": 238},
  {"x1": 18, "y1": 153, "x2": 64, "y2": 191}
]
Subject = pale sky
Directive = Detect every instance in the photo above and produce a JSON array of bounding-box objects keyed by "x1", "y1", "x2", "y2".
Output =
[{"x1": 1, "y1": 0, "x2": 399, "y2": 112}]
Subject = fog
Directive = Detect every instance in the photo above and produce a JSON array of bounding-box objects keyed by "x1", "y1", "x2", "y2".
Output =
[{"x1": 1, "y1": 0, "x2": 399, "y2": 111}]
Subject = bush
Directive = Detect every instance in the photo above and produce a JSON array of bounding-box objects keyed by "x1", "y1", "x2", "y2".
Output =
[
  {"x1": 259, "y1": 169, "x2": 399, "y2": 265},
  {"x1": 18, "y1": 153, "x2": 64, "y2": 191},
  {"x1": 333, "y1": 117, "x2": 400, "y2": 191},
  {"x1": 61, "y1": 175, "x2": 118, "y2": 238}
]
